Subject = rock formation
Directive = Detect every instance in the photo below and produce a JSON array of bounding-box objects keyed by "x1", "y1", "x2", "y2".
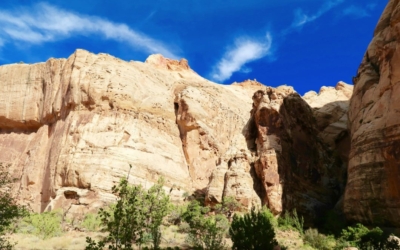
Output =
[
  {"x1": 0, "y1": 51, "x2": 264, "y2": 217},
  {"x1": 248, "y1": 84, "x2": 351, "y2": 222},
  {"x1": 0, "y1": 49, "x2": 352, "y2": 223},
  {"x1": 345, "y1": 0, "x2": 400, "y2": 227}
]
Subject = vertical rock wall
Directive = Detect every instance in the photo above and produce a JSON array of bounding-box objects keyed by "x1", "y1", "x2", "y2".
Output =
[{"x1": 345, "y1": 0, "x2": 400, "y2": 227}]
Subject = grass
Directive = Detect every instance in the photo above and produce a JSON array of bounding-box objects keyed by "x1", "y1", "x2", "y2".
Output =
[{"x1": 10, "y1": 232, "x2": 106, "y2": 250}]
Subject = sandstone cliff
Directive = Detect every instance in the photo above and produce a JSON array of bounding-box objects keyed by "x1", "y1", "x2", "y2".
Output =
[
  {"x1": 345, "y1": 0, "x2": 400, "y2": 227},
  {"x1": 0, "y1": 49, "x2": 352, "y2": 223}
]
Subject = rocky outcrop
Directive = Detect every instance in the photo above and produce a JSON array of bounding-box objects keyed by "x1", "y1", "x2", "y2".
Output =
[
  {"x1": 249, "y1": 86, "x2": 347, "y2": 222},
  {"x1": 0, "y1": 50, "x2": 265, "y2": 217},
  {"x1": 345, "y1": 0, "x2": 400, "y2": 227},
  {"x1": 304, "y1": 82, "x2": 353, "y2": 163},
  {"x1": 0, "y1": 49, "x2": 352, "y2": 223}
]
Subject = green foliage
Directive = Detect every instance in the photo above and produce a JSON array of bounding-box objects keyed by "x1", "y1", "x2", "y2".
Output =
[
  {"x1": 303, "y1": 228, "x2": 335, "y2": 250},
  {"x1": 182, "y1": 200, "x2": 227, "y2": 250},
  {"x1": 18, "y1": 210, "x2": 63, "y2": 239},
  {"x1": 339, "y1": 223, "x2": 369, "y2": 247},
  {"x1": 86, "y1": 175, "x2": 171, "y2": 250},
  {"x1": 0, "y1": 163, "x2": 27, "y2": 249},
  {"x1": 338, "y1": 223, "x2": 400, "y2": 249},
  {"x1": 177, "y1": 222, "x2": 190, "y2": 233},
  {"x1": 229, "y1": 207, "x2": 278, "y2": 250},
  {"x1": 182, "y1": 200, "x2": 210, "y2": 228},
  {"x1": 214, "y1": 196, "x2": 241, "y2": 216},
  {"x1": 278, "y1": 209, "x2": 304, "y2": 235},
  {"x1": 81, "y1": 213, "x2": 103, "y2": 232},
  {"x1": 166, "y1": 204, "x2": 187, "y2": 225},
  {"x1": 143, "y1": 178, "x2": 171, "y2": 249}
]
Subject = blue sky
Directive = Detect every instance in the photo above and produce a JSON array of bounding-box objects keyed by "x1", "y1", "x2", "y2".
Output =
[{"x1": 0, "y1": 0, "x2": 387, "y2": 94}]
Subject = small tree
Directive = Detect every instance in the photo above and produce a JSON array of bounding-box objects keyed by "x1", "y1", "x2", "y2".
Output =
[
  {"x1": 142, "y1": 178, "x2": 171, "y2": 249},
  {"x1": 0, "y1": 163, "x2": 27, "y2": 250},
  {"x1": 229, "y1": 207, "x2": 277, "y2": 250},
  {"x1": 182, "y1": 200, "x2": 228, "y2": 250},
  {"x1": 86, "y1": 176, "x2": 171, "y2": 250}
]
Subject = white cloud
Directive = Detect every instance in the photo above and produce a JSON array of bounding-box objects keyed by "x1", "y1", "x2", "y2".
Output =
[
  {"x1": 211, "y1": 33, "x2": 272, "y2": 82},
  {"x1": 0, "y1": 3, "x2": 178, "y2": 58},
  {"x1": 289, "y1": 0, "x2": 344, "y2": 30},
  {"x1": 343, "y1": 5, "x2": 370, "y2": 18}
]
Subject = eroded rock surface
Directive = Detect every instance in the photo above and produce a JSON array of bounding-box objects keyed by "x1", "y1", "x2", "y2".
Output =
[
  {"x1": 0, "y1": 50, "x2": 265, "y2": 217},
  {"x1": 250, "y1": 87, "x2": 347, "y2": 222},
  {"x1": 0, "y1": 50, "x2": 351, "y2": 223},
  {"x1": 345, "y1": 0, "x2": 400, "y2": 227}
]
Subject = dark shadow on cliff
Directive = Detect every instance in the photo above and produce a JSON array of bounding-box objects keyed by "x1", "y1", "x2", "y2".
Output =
[
  {"x1": 277, "y1": 93, "x2": 349, "y2": 227},
  {"x1": 242, "y1": 90, "x2": 350, "y2": 227}
]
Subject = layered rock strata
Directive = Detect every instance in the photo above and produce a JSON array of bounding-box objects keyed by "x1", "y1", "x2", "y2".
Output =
[
  {"x1": 0, "y1": 51, "x2": 264, "y2": 216},
  {"x1": 345, "y1": 0, "x2": 400, "y2": 227},
  {"x1": 0, "y1": 49, "x2": 352, "y2": 223}
]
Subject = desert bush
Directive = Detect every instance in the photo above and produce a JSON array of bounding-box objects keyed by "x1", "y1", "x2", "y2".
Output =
[
  {"x1": 177, "y1": 222, "x2": 190, "y2": 233},
  {"x1": 18, "y1": 210, "x2": 63, "y2": 239},
  {"x1": 81, "y1": 213, "x2": 102, "y2": 232},
  {"x1": 338, "y1": 223, "x2": 400, "y2": 249},
  {"x1": 0, "y1": 163, "x2": 27, "y2": 249},
  {"x1": 303, "y1": 228, "x2": 335, "y2": 250},
  {"x1": 85, "y1": 175, "x2": 171, "y2": 250},
  {"x1": 166, "y1": 204, "x2": 187, "y2": 226},
  {"x1": 182, "y1": 200, "x2": 227, "y2": 250},
  {"x1": 214, "y1": 196, "x2": 241, "y2": 216},
  {"x1": 229, "y1": 207, "x2": 277, "y2": 250},
  {"x1": 278, "y1": 209, "x2": 304, "y2": 235}
]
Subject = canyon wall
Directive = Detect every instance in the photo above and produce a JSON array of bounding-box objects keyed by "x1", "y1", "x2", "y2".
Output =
[
  {"x1": 3, "y1": 0, "x2": 400, "y2": 228},
  {"x1": 0, "y1": 49, "x2": 351, "y2": 223},
  {"x1": 345, "y1": 0, "x2": 400, "y2": 227}
]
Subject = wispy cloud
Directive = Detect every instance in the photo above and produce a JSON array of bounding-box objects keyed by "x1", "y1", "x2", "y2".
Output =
[
  {"x1": 210, "y1": 33, "x2": 272, "y2": 82},
  {"x1": 0, "y1": 3, "x2": 178, "y2": 58},
  {"x1": 210, "y1": 0, "x2": 346, "y2": 82},
  {"x1": 288, "y1": 0, "x2": 344, "y2": 30}
]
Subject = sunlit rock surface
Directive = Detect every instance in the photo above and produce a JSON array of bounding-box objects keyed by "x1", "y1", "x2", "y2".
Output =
[{"x1": 0, "y1": 50, "x2": 351, "y2": 224}]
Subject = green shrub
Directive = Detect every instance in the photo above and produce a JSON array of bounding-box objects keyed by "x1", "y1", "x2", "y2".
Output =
[
  {"x1": 81, "y1": 213, "x2": 102, "y2": 232},
  {"x1": 182, "y1": 200, "x2": 227, "y2": 250},
  {"x1": 303, "y1": 228, "x2": 335, "y2": 250},
  {"x1": 338, "y1": 223, "x2": 400, "y2": 249},
  {"x1": 18, "y1": 210, "x2": 63, "y2": 239},
  {"x1": 229, "y1": 207, "x2": 277, "y2": 250},
  {"x1": 278, "y1": 209, "x2": 304, "y2": 235},
  {"x1": 177, "y1": 222, "x2": 190, "y2": 233},
  {"x1": 0, "y1": 163, "x2": 27, "y2": 249},
  {"x1": 166, "y1": 204, "x2": 187, "y2": 225},
  {"x1": 85, "y1": 175, "x2": 171, "y2": 250},
  {"x1": 340, "y1": 223, "x2": 369, "y2": 246},
  {"x1": 214, "y1": 196, "x2": 241, "y2": 216}
]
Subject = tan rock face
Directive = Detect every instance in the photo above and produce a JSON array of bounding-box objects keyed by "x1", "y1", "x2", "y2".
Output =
[
  {"x1": 304, "y1": 82, "x2": 353, "y2": 163},
  {"x1": 345, "y1": 0, "x2": 400, "y2": 227},
  {"x1": 0, "y1": 49, "x2": 351, "y2": 224},
  {"x1": 0, "y1": 50, "x2": 265, "y2": 216}
]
